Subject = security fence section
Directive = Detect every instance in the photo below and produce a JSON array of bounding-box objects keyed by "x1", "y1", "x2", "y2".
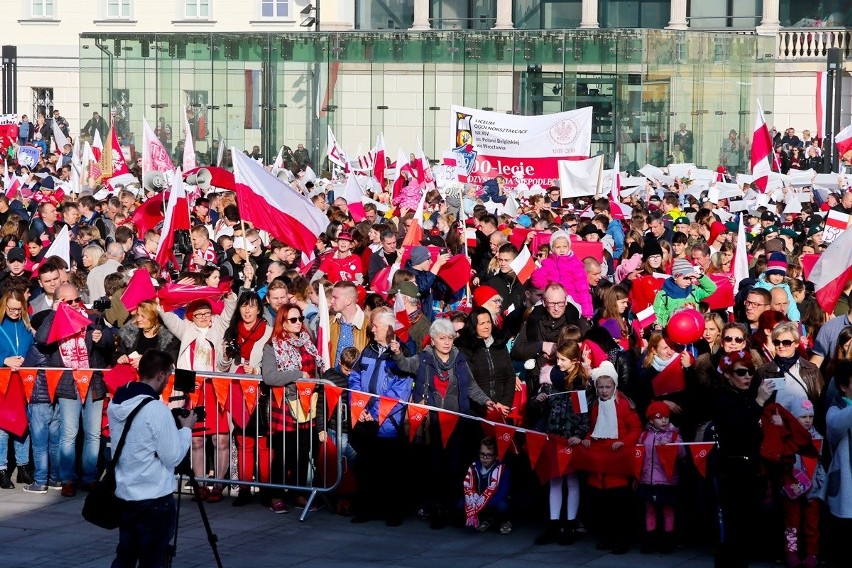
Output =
[{"x1": 79, "y1": 29, "x2": 774, "y2": 173}]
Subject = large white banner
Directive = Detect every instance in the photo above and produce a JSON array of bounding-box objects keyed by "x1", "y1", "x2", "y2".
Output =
[{"x1": 450, "y1": 105, "x2": 593, "y2": 186}]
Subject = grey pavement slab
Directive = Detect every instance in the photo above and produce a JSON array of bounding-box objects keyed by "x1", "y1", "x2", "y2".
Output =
[{"x1": 0, "y1": 487, "x2": 778, "y2": 568}]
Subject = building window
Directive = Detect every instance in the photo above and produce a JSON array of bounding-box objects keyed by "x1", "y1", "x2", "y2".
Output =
[
  {"x1": 107, "y1": 0, "x2": 131, "y2": 18},
  {"x1": 32, "y1": 88, "x2": 54, "y2": 119},
  {"x1": 260, "y1": 0, "x2": 289, "y2": 18},
  {"x1": 689, "y1": 0, "x2": 760, "y2": 29},
  {"x1": 356, "y1": 0, "x2": 414, "y2": 29},
  {"x1": 31, "y1": 0, "x2": 55, "y2": 18},
  {"x1": 185, "y1": 0, "x2": 210, "y2": 19}
]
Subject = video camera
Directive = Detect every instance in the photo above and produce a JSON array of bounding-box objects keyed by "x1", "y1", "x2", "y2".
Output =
[{"x1": 169, "y1": 368, "x2": 206, "y2": 428}]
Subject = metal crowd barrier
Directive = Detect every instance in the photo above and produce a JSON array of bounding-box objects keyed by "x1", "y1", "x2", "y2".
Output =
[{"x1": 167, "y1": 372, "x2": 344, "y2": 522}]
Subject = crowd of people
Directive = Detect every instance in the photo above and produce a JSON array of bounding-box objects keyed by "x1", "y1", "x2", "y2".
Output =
[{"x1": 1, "y1": 115, "x2": 852, "y2": 568}]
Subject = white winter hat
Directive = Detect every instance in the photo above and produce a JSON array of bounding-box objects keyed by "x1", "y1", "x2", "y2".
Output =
[{"x1": 590, "y1": 361, "x2": 618, "y2": 386}]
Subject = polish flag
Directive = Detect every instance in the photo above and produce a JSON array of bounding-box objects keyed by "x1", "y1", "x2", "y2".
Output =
[
  {"x1": 182, "y1": 106, "x2": 196, "y2": 172},
  {"x1": 443, "y1": 150, "x2": 468, "y2": 183},
  {"x1": 51, "y1": 119, "x2": 69, "y2": 154},
  {"x1": 415, "y1": 136, "x2": 434, "y2": 186},
  {"x1": 317, "y1": 283, "x2": 331, "y2": 371},
  {"x1": 733, "y1": 213, "x2": 750, "y2": 293},
  {"x1": 4, "y1": 175, "x2": 21, "y2": 200},
  {"x1": 609, "y1": 152, "x2": 626, "y2": 220},
  {"x1": 636, "y1": 305, "x2": 657, "y2": 329},
  {"x1": 327, "y1": 125, "x2": 348, "y2": 170},
  {"x1": 826, "y1": 209, "x2": 850, "y2": 231},
  {"x1": 393, "y1": 292, "x2": 412, "y2": 342},
  {"x1": 142, "y1": 118, "x2": 176, "y2": 175},
  {"x1": 43, "y1": 225, "x2": 71, "y2": 268},
  {"x1": 811, "y1": 225, "x2": 852, "y2": 313},
  {"x1": 271, "y1": 146, "x2": 285, "y2": 176},
  {"x1": 509, "y1": 245, "x2": 536, "y2": 284},
  {"x1": 750, "y1": 99, "x2": 773, "y2": 192},
  {"x1": 816, "y1": 72, "x2": 827, "y2": 141},
  {"x1": 569, "y1": 390, "x2": 588, "y2": 414},
  {"x1": 155, "y1": 168, "x2": 191, "y2": 269},
  {"x1": 91, "y1": 130, "x2": 103, "y2": 162},
  {"x1": 373, "y1": 133, "x2": 386, "y2": 186},
  {"x1": 392, "y1": 148, "x2": 414, "y2": 200},
  {"x1": 342, "y1": 173, "x2": 367, "y2": 222},
  {"x1": 231, "y1": 148, "x2": 330, "y2": 255},
  {"x1": 835, "y1": 123, "x2": 852, "y2": 161},
  {"x1": 401, "y1": 188, "x2": 427, "y2": 247}
]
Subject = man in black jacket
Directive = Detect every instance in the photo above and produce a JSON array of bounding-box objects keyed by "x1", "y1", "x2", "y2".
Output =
[{"x1": 485, "y1": 243, "x2": 527, "y2": 337}]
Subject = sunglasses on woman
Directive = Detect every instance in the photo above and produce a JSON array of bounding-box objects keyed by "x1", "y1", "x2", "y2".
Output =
[
  {"x1": 287, "y1": 316, "x2": 305, "y2": 324},
  {"x1": 723, "y1": 335, "x2": 745, "y2": 344},
  {"x1": 772, "y1": 339, "x2": 796, "y2": 347},
  {"x1": 732, "y1": 368, "x2": 754, "y2": 377}
]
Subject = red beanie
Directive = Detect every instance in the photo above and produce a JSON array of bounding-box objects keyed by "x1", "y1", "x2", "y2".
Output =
[
  {"x1": 472, "y1": 285, "x2": 500, "y2": 307},
  {"x1": 646, "y1": 401, "x2": 671, "y2": 420},
  {"x1": 709, "y1": 221, "x2": 728, "y2": 244}
]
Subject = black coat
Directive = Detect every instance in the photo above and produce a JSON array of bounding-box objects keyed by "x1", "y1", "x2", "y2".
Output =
[{"x1": 456, "y1": 331, "x2": 516, "y2": 414}]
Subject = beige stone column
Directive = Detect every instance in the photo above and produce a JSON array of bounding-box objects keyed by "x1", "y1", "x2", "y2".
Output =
[
  {"x1": 667, "y1": 0, "x2": 688, "y2": 30},
  {"x1": 493, "y1": 0, "x2": 513, "y2": 29},
  {"x1": 580, "y1": 0, "x2": 599, "y2": 29},
  {"x1": 410, "y1": 0, "x2": 431, "y2": 31},
  {"x1": 756, "y1": 0, "x2": 780, "y2": 36}
]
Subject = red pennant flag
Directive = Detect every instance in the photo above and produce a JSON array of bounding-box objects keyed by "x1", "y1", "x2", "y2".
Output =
[
  {"x1": 211, "y1": 378, "x2": 231, "y2": 410},
  {"x1": 270, "y1": 386, "x2": 284, "y2": 408},
  {"x1": 525, "y1": 431, "x2": 548, "y2": 470},
  {"x1": 438, "y1": 411, "x2": 459, "y2": 448},
  {"x1": 407, "y1": 403, "x2": 428, "y2": 442},
  {"x1": 0, "y1": 368, "x2": 10, "y2": 396},
  {"x1": 652, "y1": 357, "x2": 687, "y2": 397},
  {"x1": 633, "y1": 445, "x2": 646, "y2": 479},
  {"x1": 71, "y1": 370, "x2": 92, "y2": 402},
  {"x1": 801, "y1": 253, "x2": 820, "y2": 281},
  {"x1": 507, "y1": 384, "x2": 527, "y2": 423},
  {"x1": 704, "y1": 274, "x2": 735, "y2": 310},
  {"x1": 242, "y1": 382, "x2": 258, "y2": 415},
  {"x1": 131, "y1": 192, "x2": 165, "y2": 239},
  {"x1": 377, "y1": 396, "x2": 397, "y2": 426},
  {"x1": 0, "y1": 373, "x2": 28, "y2": 437},
  {"x1": 494, "y1": 424, "x2": 515, "y2": 460},
  {"x1": 297, "y1": 383, "x2": 315, "y2": 415},
  {"x1": 689, "y1": 443, "x2": 714, "y2": 478},
  {"x1": 554, "y1": 437, "x2": 576, "y2": 475},
  {"x1": 508, "y1": 227, "x2": 533, "y2": 252},
  {"x1": 46, "y1": 302, "x2": 91, "y2": 344},
  {"x1": 349, "y1": 391, "x2": 372, "y2": 429},
  {"x1": 45, "y1": 369, "x2": 63, "y2": 402},
  {"x1": 18, "y1": 369, "x2": 37, "y2": 402},
  {"x1": 161, "y1": 374, "x2": 175, "y2": 405},
  {"x1": 814, "y1": 439, "x2": 823, "y2": 454},
  {"x1": 324, "y1": 384, "x2": 343, "y2": 423},
  {"x1": 103, "y1": 364, "x2": 137, "y2": 395},
  {"x1": 121, "y1": 268, "x2": 158, "y2": 313},
  {"x1": 437, "y1": 254, "x2": 473, "y2": 293},
  {"x1": 656, "y1": 443, "x2": 680, "y2": 480}
]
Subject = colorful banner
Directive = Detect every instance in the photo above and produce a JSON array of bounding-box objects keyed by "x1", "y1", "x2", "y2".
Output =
[
  {"x1": 450, "y1": 105, "x2": 592, "y2": 186},
  {"x1": 17, "y1": 145, "x2": 41, "y2": 168}
]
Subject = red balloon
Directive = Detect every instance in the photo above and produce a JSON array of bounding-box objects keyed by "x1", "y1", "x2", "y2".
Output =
[{"x1": 667, "y1": 309, "x2": 705, "y2": 345}]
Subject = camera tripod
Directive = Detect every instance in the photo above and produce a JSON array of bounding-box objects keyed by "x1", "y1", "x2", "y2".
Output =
[{"x1": 164, "y1": 455, "x2": 224, "y2": 568}]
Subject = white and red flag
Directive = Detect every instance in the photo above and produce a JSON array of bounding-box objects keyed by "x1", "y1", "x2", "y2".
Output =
[
  {"x1": 317, "y1": 283, "x2": 331, "y2": 371},
  {"x1": 393, "y1": 292, "x2": 412, "y2": 343},
  {"x1": 342, "y1": 173, "x2": 367, "y2": 222},
  {"x1": 816, "y1": 71, "x2": 827, "y2": 141},
  {"x1": 142, "y1": 118, "x2": 176, "y2": 175},
  {"x1": 609, "y1": 152, "x2": 626, "y2": 220},
  {"x1": 327, "y1": 126, "x2": 349, "y2": 170},
  {"x1": 750, "y1": 99, "x2": 773, "y2": 192},
  {"x1": 392, "y1": 148, "x2": 414, "y2": 200},
  {"x1": 231, "y1": 148, "x2": 330, "y2": 255},
  {"x1": 415, "y1": 136, "x2": 434, "y2": 186},
  {"x1": 442, "y1": 150, "x2": 468, "y2": 183},
  {"x1": 835, "y1": 123, "x2": 852, "y2": 162},
  {"x1": 155, "y1": 168, "x2": 191, "y2": 269},
  {"x1": 182, "y1": 106, "x2": 196, "y2": 172},
  {"x1": 373, "y1": 133, "x2": 386, "y2": 186},
  {"x1": 401, "y1": 187, "x2": 427, "y2": 247},
  {"x1": 509, "y1": 244, "x2": 536, "y2": 284},
  {"x1": 811, "y1": 225, "x2": 852, "y2": 313},
  {"x1": 51, "y1": 119, "x2": 69, "y2": 154},
  {"x1": 636, "y1": 305, "x2": 657, "y2": 329},
  {"x1": 271, "y1": 146, "x2": 285, "y2": 176},
  {"x1": 91, "y1": 130, "x2": 103, "y2": 162},
  {"x1": 569, "y1": 390, "x2": 588, "y2": 414}
]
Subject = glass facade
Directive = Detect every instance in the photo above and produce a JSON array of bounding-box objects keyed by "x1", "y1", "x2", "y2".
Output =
[{"x1": 80, "y1": 30, "x2": 774, "y2": 172}]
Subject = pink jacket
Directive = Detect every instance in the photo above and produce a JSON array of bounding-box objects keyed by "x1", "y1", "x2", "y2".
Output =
[
  {"x1": 639, "y1": 426, "x2": 685, "y2": 486},
  {"x1": 531, "y1": 253, "x2": 593, "y2": 317}
]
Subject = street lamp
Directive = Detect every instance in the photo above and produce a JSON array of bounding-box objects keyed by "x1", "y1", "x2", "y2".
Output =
[{"x1": 300, "y1": 4, "x2": 317, "y2": 29}]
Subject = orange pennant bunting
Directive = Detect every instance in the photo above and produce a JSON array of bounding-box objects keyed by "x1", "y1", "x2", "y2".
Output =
[
  {"x1": 298, "y1": 384, "x2": 316, "y2": 415},
  {"x1": 494, "y1": 424, "x2": 515, "y2": 460},
  {"x1": 349, "y1": 390, "x2": 372, "y2": 429},
  {"x1": 270, "y1": 386, "x2": 284, "y2": 408},
  {"x1": 438, "y1": 411, "x2": 459, "y2": 448},
  {"x1": 71, "y1": 370, "x2": 92, "y2": 402},
  {"x1": 377, "y1": 396, "x2": 397, "y2": 426},
  {"x1": 160, "y1": 374, "x2": 175, "y2": 405},
  {"x1": 554, "y1": 437, "x2": 576, "y2": 476},
  {"x1": 18, "y1": 369, "x2": 37, "y2": 402},
  {"x1": 525, "y1": 431, "x2": 548, "y2": 470},
  {"x1": 407, "y1": 403, "x2": 427, "y2": 442},
  {"x1": 689, "y1": 443, "x2": 714, "y2": 478},
  {"x1": 211, "y1": 378, "x2": 230, "y2": 410},
  {"x1": 242, "y1": 382, "x2": 258, "y2": 415},
  {"x1": 0, "y1": 368, "x2": 11, "y2": 396},
  {"x1": 45, "y1": 369, "x2": 64, "y2": 402},
  {"x1": 655, "y1": 443, "x2": 680, "y2": 480},
  {"x1": 324, "y1": 384, "x2": 342, "y2": 423}
]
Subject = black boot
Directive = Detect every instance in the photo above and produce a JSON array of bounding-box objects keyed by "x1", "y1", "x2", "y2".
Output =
[
  {"x1": 16, "y1": 463, "x2": 34, "y2": 485},
  {"x1": 0, "y1": 469, "x2": 14, "y2": 489},
  {"x1": 559, "y1": 520, "x2": 577, "y2": 545},
  {"x1": 640, "y1": 530, "x2": 657, "y2": 554},
  {"x1": 658, "y1": 531, "x2": 675, "y2": 554},
  {"x1": 534, "y1": 520, "x2": 562, "y2": 545}
]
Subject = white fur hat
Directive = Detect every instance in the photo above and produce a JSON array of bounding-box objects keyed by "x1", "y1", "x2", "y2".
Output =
[{"x1": 590, "y1": 361, "x2": 618, "y2": 386}]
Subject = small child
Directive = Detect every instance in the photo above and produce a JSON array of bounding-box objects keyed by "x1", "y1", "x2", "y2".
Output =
[
  {"x1": 530, "y1": 230, "x2": 593, "y2": 318},
  {"x1": 462, "y1": 437, "x2": 511, "y2": 535},
  {"x1": 582, "y1": 361, "x2": 642, "y2": 555},
  {"x1": 753, "y1": 252, "x2": 800, "y2": 322},
  {"x1": 772, "y1": 398, "x2": 825, "y2": 568},
  {"x1": 322, "y1": 346, "x2": 360, "y2": 516},
  {"x1": 638, "y1": 401, "x2": 685, "y2": 554}
]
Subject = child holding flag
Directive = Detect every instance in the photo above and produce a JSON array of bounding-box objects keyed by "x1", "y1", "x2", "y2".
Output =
[
  {"x1": 531, "y1": 340, "x2": 592, "y2": 546},
  {"x1": 638, "y1": 401, "x2": 685, "y2": 554}
]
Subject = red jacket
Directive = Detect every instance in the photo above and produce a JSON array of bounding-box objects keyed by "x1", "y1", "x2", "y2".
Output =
[{"x1": 585, "y1": 394, "x2": 642, "y2": 489}]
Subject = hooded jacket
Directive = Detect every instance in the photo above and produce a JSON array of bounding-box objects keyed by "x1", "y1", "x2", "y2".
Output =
[
  {"x1": 652, "y1": 274, "x2": 716, "y2": 327},
  {"x1": 530, "y1": 253, "x2": 593, "y2": 318},
  {"x1": 349, "y1": 341, "x2": 413, "y2": 438}
]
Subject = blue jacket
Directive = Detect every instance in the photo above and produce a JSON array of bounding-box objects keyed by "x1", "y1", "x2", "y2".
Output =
[
  {"x1": 753, "y1": 276, "x2": 800, "y2": 322},
  {"x1": 607, "y1": 218, "x2": 625, "y2": 259},
  {"x1": 0, "y1": 316, "x2": 34, "y2": 363},
  {"x1": 348, "y1": 342, "x2": 414, "y2": 439},
  {"x1": 482, "y1": 179, "x2": 506, "y2": 204}
]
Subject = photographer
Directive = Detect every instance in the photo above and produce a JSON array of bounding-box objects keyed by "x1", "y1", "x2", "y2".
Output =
[{"x1": 109, "y1": 349, "x2": 196, "y2": 568}]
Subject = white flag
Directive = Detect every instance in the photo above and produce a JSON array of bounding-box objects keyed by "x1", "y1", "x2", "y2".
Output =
[
  {"x1": 558, "y1": 155, "x2": 604, "y2": 198},
  {"x1": 182, "y1": 106, "x2": 196, "y2": 171}
]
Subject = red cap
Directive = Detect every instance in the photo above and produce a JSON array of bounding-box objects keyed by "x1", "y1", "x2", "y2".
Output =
[{"x1": 646, "y1": 401, "x2": 671, "y2": 420}]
